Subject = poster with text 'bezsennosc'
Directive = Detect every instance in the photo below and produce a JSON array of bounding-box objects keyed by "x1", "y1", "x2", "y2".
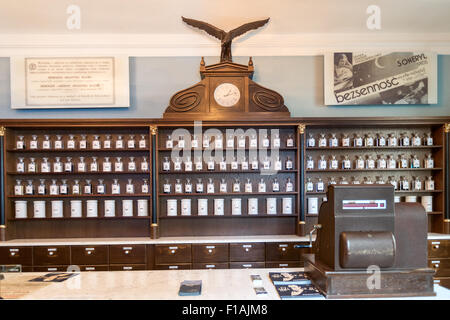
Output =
[
  {"x1": 10, "y1": 56, "x2": 129, "y2": 109},
  {"x1": 324, "y1": 52, "x2": 437, "y2": 105}
]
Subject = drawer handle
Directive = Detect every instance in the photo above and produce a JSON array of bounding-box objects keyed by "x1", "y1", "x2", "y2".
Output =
[
  {"x1": 87, "y1": 251, "x2": 92, "y2": 255},
  {"x1": 48, "y1": 252, "x2": 54, "y2": 256},
  {"x1": 245, "y1": 248, "x2": 249, "y2": 252},
  {"x1": 281, "y1": 248, "x2": 286, "y2": 252},
  {"x1": 433, "y1": 245, "x2": 440, "y2": 249},
  {"x1": 434, "y1": 264, "x2": 440, "y2": 268},
  {"x1": 170, "y1": 249, "x2": 176, "y2": 254},
  {"x1": 208, "y1": 249, "x2": 213, "y2": 254},
  {"x1": 124, "y1": 250, "x2": 130, "y2": 255},
  {"x1": 10, "y1": 252, "x2": 16, "y2": 256}
]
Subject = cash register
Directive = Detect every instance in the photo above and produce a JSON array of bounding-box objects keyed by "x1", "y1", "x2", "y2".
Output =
[{"x1": 302, "y1": 185, "x2": 435, "y2": 298}]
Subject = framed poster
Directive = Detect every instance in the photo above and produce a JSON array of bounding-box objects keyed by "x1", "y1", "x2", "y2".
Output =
[
  {"x1": 324, "y1": 52, "x2": 437, "y2": 105},
  {"x1": 10, "y1": 56, "x2": 130, "y2": 109}
]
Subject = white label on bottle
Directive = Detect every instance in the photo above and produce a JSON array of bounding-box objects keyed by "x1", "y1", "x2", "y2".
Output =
[
  {"x1": 413, "y1": 137, "x2": 421, "y2": 146},
  {"x1": 355, "y1": 138, "x2": 363, "y2": 147},
  {"x1": 174, "y1": 162, "x2": 181, "y2": 171},
  {"x1": 245, "y1": 183, "x2": 252, "y2": 193},
  {"x1": 54, "y1": 163, "x2": 63, "y2": 172},
  {"x1": 41, "y1": 163, "x2": 50, "y2": 173},
  {"x1": 115, "y1": 162, "x2": 123, "y2": 172},
  {"x1": 426, "y1": 160, "x2": 434, "y2": 168},
  {"x1": 166, "y1": 140, "x2": 173, "y2": 149},
  {"x1": 38, "y1": 185, "x2": 46, "y2": 195},
  {"x1": 250, "y1": 138, "x2": 257, "y2": 148},
  {"x1": 77, "y1": 163, "x2": 85, "y2": 172},
  {"x1": 195, "y1": 162, "x2": 203, "y2": 170},
  {"x1": 175, "y1": 184, "x2": 182, "y2": 193},
  {"x1": 367, "y1": 160, "x2": 375, "y2": 169},
  {"x1": 306, "y1": 182, "x2": 313, "y2": 192},
  {"x1": 163, "y1": 162, "x2": 170, "y2": 171},
  {"x1": 25, "y1": 185, "x2": 33, "y2": 194},
  {"x1": 97, "y1": 185, "x2": 105, "y2": 194},
  {"x1": 185, "y1": 162, "x2": 192, "y2": 171},
  {"x1": 203, "y1": 139, "x2": 209, "y2": 148},
  {"x1": 141, "y1": 162, "x2": 149, "y2": 171},
  {"x1": 273, "y1": 182, "x2": 280, "y2": 192},
  {"x1": 90, "y1": 163, "x2": 98, "y2": 172},
  {"x1": 427, "y1": 138, "x2": 433, "y2": 146},
  {"x1": 251, "y1": 160, "x2": 258, "y2": 170},
  {"x1": 208, "y1": 161, "x2": 215, "y2": 170},
  {"x1": 191, "y1": 139, "x2": 198, "y2": 148},
  {"x1": 50, "y1": 185, "x2": 59, "y2": 195},
  {"x1": 241, "y1": 162, "x2": 248, "y2": 170},
  {"x1": 196, "y1": 184, "x2": 203, "y2": 193},
  {"x1": 28, "y1": 163, "x2": 36, "y2": 172},
  {"x1": 207, "y1": 184, "x2": 214, "y2": 193},
  {"x1": 177, "y1": 140, "x2": 184, "y2": 149},
  {"x1": 30, "y1": 141, "x2": 38, "y2": 149},
  {"x1": 233, "y1": 184, "x2": 240, "y2": 192},
  {"x1": 92, "y1": 141, "x2": 101, "y2": 149},
  {"x1": 403, "y1": 137, "x2": 410, "y2": 146},
  {"x1": 142, "y1": 185, "x2": 149, "y2": 193},
  {"x1": 126, "y1": 185, "x2": 134, "y2": 193},
  {"x1": 103, "y1": 162, "x2": 112, "y2": 172},
  {"x1": 307, "y1": 138, "x2": 316, "y2": 147},
  {"x1": 378, "y1": 160, "x2": 386, "y2": 169},
  {"x1": 227, "y1": 139, "x2": 234, "y2": 148},
  {"x1": 306, "y1": 160, "x2": 314, "y2": 170},
  {"x1": 365, "y1": 138, "x2": 374, "y2": 146},
  {"x1": 319, "y1": 160, "x2": 326, "y2": 170},
  {"x1": 263, "y1": 161, "x2": 270, "y2": 170},
  {"x1": 331, "y1": 160, "x2": 338, "y2": 170},
  {"x1": 128, "y1": 140, "x2": 135, "y2": 148},
  {"x1": 79, "y1": 140, "x2": 87, "y2": 149},
  {"x1": 231, "y1": 162, "x2": 238, "y2": 170},
  {"x1": 17, "y1": 162, "x2": 25, "y2": 172},
  {"x1": 286, "y1": 183, "x2": 294, "y2": 192},
  {"x1": 343, "y1": 160, "x2": 351, "y2": 169},
  {"x1": 317, "y1": 182, "x2": 324, "y2": 192},
  {"x1": 104, "y1": 141, "x2": 111, "y2": 149},
  {"x1": 128, "y1": 162, "x2": 136, "y2": 171},
  {"x1": 274, "y1": 138, "x2": 281, "y2": 148},
  {"x1": 220, "y1": 183, "x2": 227, "y2": 193},
  {"x1": 215, "y1": 139, "x2": 223, "y2": 149},
  {"x1": 185, "y1": 184, "x2": 192, "y2": 193},
  {"x1": 16, "y1": 141, "x2": 24, "y2": 149},
  {"x1": 274, "y1": 161, "x2": 282, "y2": 171},
  {"x1": 116, "y1": 140, "x2": 124, "y2": 149},
  {"x1": 330, "y1": 138, "x2": 338, "y2": 147},
  {"x1": 112, "y1": 185, "x2": 120, "y2": 194},
  {"x1": 163, "y1": 184, "x2": 171, "y2": 193},
  {"x1": 318, "y1": 139, "x2": 326, "y2": 147},
  {"x1": 412, "y1": 159, "x2": 420, "y2": 168},
  {"x1": 84, "y1": 186, "x2": 92, "y2": 194},
  {"x1": 72, "y1": 185, "x2": 80, "y2": 194},
  {"x1": 258, "y1": 183, "x2": 266, "y2": 193},
  {"x1": 426, "y1": 181, "x2": 435, "y2": 190},
  {"x1": 286, "y1": 138, "x2": 294, "y2": 147},
  {"x1": 14, "y1": 186, "x2": 23, "y2": 195},
  {"x1": 220, "y1": 162, "x2": 227, "y2": 170},
  {"x1": 262, "y1": 139, "x2": 269, "y2": 148},
  {"x1": 342, "y1": 138, "x2": 350, "y2": 147},
  {"x1": 54, "y1": 141, "x2": 63, "y2": 149},
  {"x1": 238, "y1": 138, "x2": 246, "y2": 148},
  {"x1": 60, "y1": 185, "x2": 68, "y2": 194},
  {"x1": 139, "y1": 140, "x2": 146, "y2": 148}
]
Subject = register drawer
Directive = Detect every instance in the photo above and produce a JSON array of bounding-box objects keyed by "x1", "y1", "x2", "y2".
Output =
[
  {"x1": 109, "y1": 264, "x2": 147, "y2": 271},
  {"x1": 428, "y1": 240, "x2": 450, "y2": 259},
  {"x1": 0, "y1": 246, "x2": 33, "y2": 266},
  {"x1": 265, "y1": 261, "x2": 303, "y2": 268},
  {"x1": 155, "y1": 244, "x2": 191, "y2": 264},
  {"x1": 109, "y1": 245, "x2": 146, "y2": 264},
  {"x1": 33, "y1": 246, "x2": 70, "y2": 266},
  {"x1": 229, "y1": 262, "x2": 265, "y2": 269},
  {"x1": 428, "y1": 259, "x2": 450, "y2": 278},
  {"x1": 71, "y1": 245, "x2": 108, "y2": 265},
  {"x1": 229, "y1": 243, "x2": 265, "y2": 262},
  {"x1": 265, "y1": 242, "x2": 306, "y2": 261},
  {"x1": 154, "y1": 263, "x2": 192, "y2": 270},
  {"x1": 192, "y1": 244, "x2": 228, "y2": 263},
  {"x1": 192, "y1": 262, "x2": 229, "y2": 270}
]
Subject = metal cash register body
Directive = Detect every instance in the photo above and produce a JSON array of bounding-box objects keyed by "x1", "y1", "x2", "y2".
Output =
[{"x1": 304, "y1": 185, "x2": 435, "y2": 298}]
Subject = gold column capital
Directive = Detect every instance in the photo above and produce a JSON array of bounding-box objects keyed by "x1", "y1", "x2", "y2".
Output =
[
  {"x1": 298, "y1": 124, "x2": 306, "y2": 134},
  {"x1": 0, "y1": 225, "x2": 6, "y2": 229},
  {"x1": 150, "y1": 126, "x2": 158, "y2": 136},
  {"x1": 444, "y1": 219, "x2": 450, "y2": 223},
  {"x1": 445, "y1": 123, "x2": 450, "y2": 133},
  {"x1": 151, "y1": 223, "x2": 158, "y2": 227},
  {"x1": 298, "y1": 221, "x2": 306, "y2": 225},
  {"x1": 0, "y1": 126, "x2": 5, "y2": 136}
]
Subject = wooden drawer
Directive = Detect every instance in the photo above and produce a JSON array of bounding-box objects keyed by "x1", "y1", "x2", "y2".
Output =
[
  {"x1": 33, "y1": 265, "x2": 70, "y2": 272},
  {"x1": 192, "y1": 262, "x2": 229, "y2": 270},
  {"x1": 229, "y1": 262, "x2": 265, "y2": 269},
  {"x1": 109, "y1": 264, "x2": 147, "y2": 271},
  {"x1": 0, "y1": 246, "x2": 33, "y2": 266},
  {"x1": 192, "y1": 244, "x2": 228, "y2": 263},
  {"x1": 79, "y1": 265, "x2": 109, "y2": 272},
  {"x1": 428, "y1": 240, "x2": 450, "y2": 259},
  {"x1": 229, "y1": 243, "x2": 265, "y2": 262},
  {"x1": 428, "y1": 258, "x2": 450, "y2": 278},
  {"x1": 265, "y1": 242, "x2": 307, "y2": 261},
  {"x1": 265, "y1": 261, "x2": 303, "y2": 268},
  {"x1": 154, "y1": 263, "x2": 192, "y2": 270},
  {"x1": 71, "y1": 245, "x2": 108, "y2": 265},
  {"x1": 109, "y1": 245, "x2": 146, "y2": 264},
  {"x1": 33, "y1": 246, "x2": 70, "y2": 266},
  {"x1": 155, "y1": 244, "x2": 191, "y2": 264}
]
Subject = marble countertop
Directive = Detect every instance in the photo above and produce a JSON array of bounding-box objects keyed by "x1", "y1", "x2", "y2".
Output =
[
  {"x1": 1, "y1": 268, "x2": 449, "y2": 300},
  {"x1": 0, "y1": 233, "x2": 449, "y2": 246}
]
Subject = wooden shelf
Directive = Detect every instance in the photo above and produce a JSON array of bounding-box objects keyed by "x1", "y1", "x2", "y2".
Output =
[
  {"x1": 159, "y1": 169, "x2": 297, "y2": 174},
  {"x1": 158, "y1": 192, "x2": 297, "y2": 197},
  {"x1": 8, "y1": 148, "x2": 150, "y2": 153},
  {"x1": 159, "y1": 214, "x2": 296, "y2": 219},
  {"x1": 306, "y1": 145, "x2": 442, "y2": 151},
  {"x1": 8, "y1": 171, "x2": 150, "y2": 176},
  {"x1": 306, "y1": 168, "x2": 442, "y2": 173},
  {"x1": 306, "y1": 190, "x2": 443, "y2": 195},
  {"x1": 9, "y1": 216, "x2": 152, "y2": 221},
  {"x1": 158, "y1": 147, "x2": 298, "y2": 151},
  {"x1": 8, "y1": 194, "x2": 151, "y2": 199}
]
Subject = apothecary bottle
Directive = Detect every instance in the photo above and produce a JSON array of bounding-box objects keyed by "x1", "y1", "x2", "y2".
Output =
[
  {"x1": 272, "y1": 178, "x2": 280, "y2": 192},
  {"x1": 92, "y1": 135, "x2": 101, "y2": 150},
  {"x1": 90, "y1": 157, "x2": 99, "y2": 172},
  {"x1": 96, "y1": 179, "x2": 105, "y2": 194},
  {"x1": 196, "y1": 178, "x2": 203, "y2": 193},
  {"x1": 387, "y1": 155, "x2": 396, "y2": 169},
  {"x1": 425, "y1": 176, "x2": 435, "y2": 190},
  {"x1": 377, "y1": 155, "x2": 387, "y2": 169},
  {"x1": 318, "y1": 133, "x2": 327, "y2": 147},
  {"x1": 387, "y1": 176, "x2": 397, "y2": 190},
  {"x1": 166, "y1": 135, "x2": 173, "y2": 149},
  {"x1": 163, "y1": 179, "x2": 171, "y2": 194},
  {"x1": 139, "y1": 135, "x2": 147, "y2": 149},
  {"x1": 226, "y1": 134, "x2": 235, "y2": 148},
  {"x1": 116, "y1": 135, "x2": 124, "y2": 149},
  {"x1": 339, "y1": 177, "x2": 349, "y2": 184},
  {"x1": 307, "y1": 133, "x2": 316, "y2": 147},
  {"x1": 111, "y1": 179, "x2": 121, "y2": 194},
  {"x1": 162, "y1": 156, "x2": 171, "y2": 171},
  {"x1": 65, "y1": 134, "x2": 75, "y2": 149},
  {"x1": 79, "y1": 135, "x2": 87, "y2": 149},
  {"x1": 376, "y1": 133, "x2": 386, "y2": 147},
  {"x1": 274, "y1": 156, "x2": 282, "y2": 171},
  {"x1": 115, "y1": 157, "x2": 124, "y2": 172},
  {"x1": 60, "y1": 179, "x2": 68, "y2": 195},
  {"x1": 231, "y1": 156, "x2": 238, "y2": 170},
  {"x1": 50, "y1": 179, "x2": 59, "y2": 195},
  {"x1": 262, "y1": 134, "x2": 270, "y2": 148},
  {"x1": 219, "y1": 178, "x2": 227, "y2": 193},
  {"x1": 214, "y1": 134, "x2": 223, "y2": 149},
  {"x1": 241, "y1": 156, "x2": 249, "y2": 170},
  {"x1": 251, "y1": 157, "x2": 259, "y2": 170},
  {"x1": 328, "y1": 177, "x2": 337, "y2": 185},
  {"x1": 398, "y1": 155, "x2": 408, "y2": 169},
  {"x1": 355, "y1": 156, "x2": 365, "y2": 169},
  {"x1": 219, "y1": 157, "x2": 227, "y2": 171},
  {"x1": 54, "y1": 135, "x2": 64, "y2": 149},
  {"x1": 207, "y1": 178, "x2": 215, "y2": 193},
  {"x1": 141, "y1": 156, "x2": 149, "y2": 172},
  {"x1": 364, "y1": 134, "x2": 374, "y2": 147},
  {"x1": 127, "y1": 135, "x2": 136, "y2": 149},
  {"x1": 207, "y1": 157, "x2": 215, "y2": 171},
  {"x1": 192, "y1": 134, "x2": 200, "y2": 149},
  {"x1": 16, "y1": 135, "x2": 25, "y2": 150},
  {"x1": 411, "y1": 155, "x2": 421, "y2": 168},
  {"x1": 142, "y1": 178, "x2": 150, "y2": 193},
  {"x1": 128, "y1": 157, "x2": 136, "y2": 172},
  {"x1": 341, "y1": 134, "x2": 350, "y2": 147},
  {"x1": 364, "y1": 177, "x2": 374, "y2": 185},
  {"x1": 104, "y1": 135, "x2": 112, "y2": 149},
  {"x1": 38, "y1": 179, "x2": 47, "y2": 195},
  {"x1": 285, "y1": 177, "x2": 294, "y2": 192},
  {"x1": 351, "y1": 176, "x2": 361, "y2": 185},
  {"x1": 399, "y1": 176, "x2": 409, "y2": 190},
  {"x1": 258, "y1": 178, "x2": 266, "y2": 193},
  {"x1": 400, "y1": 133, "x2": 410, "y2": 147},
  {"x1": 185, "y1": 178, "x2": 193, "y2": 193},
  {"x1": 353, "y1": 134, "x2": 363, "y2": 147},
  {"x1": 42, "y1": 135, "x2": 51, "y2": 149},
  {"x1": 103, "y1": 157, "x2": 112, "y2": 172},
  {"x1": 126, "y1": 179, "x2": 135, "y2": 194},
  {"x1": 412, "y1": 133, "x2": 421, "y2": 146},
  {"x1": 273, "y1": 133, "x2": 281, "y2": 148},
  {"x1": 174, "y1": 179, "x2": 182, "y2": 193},
  {"x1": 317, "y1": 178, "x2": 325, "y2": 192},
  {"x1": 27, "y1": 157, "x2": 36, "y2": 173},
  {"x1": 77, "y1": 157, "x2": 86, "y2": 172},
  {"x1": 318, "y1": 155, "x2": 327, "y2": 170},
  {"x1": 242, "y1": 178, "x2": 252, "y2": 193},
  {"x1": 263, "y1": 156, "x2": 271, "y2": 170},
  {"x1": 387, "y1": 133, "x2": 397, "y2": 147},
  {"x1": 232, "y1": 178, "x2": 241, "y2": 192},
  {"x1": 248, "y1": 134, "x2": 257, "y2": 148},
  {"x1": 84, "y1": 179, "x2": 92, "y2": 194},
  {"x1": 329, "y1": 155, "x2": 338, "y2": 170},
  {"x1": 41, "y1": 157, "x2": 51, "y2": 173},
  {"x1": 424, "y1": 154, "x2": 434, "y2": 168},
  {"x1": 306, "y1": 177, "x2": 314, "y2": 192},
  {"x1": 64, "y1": 157, "x2": 74, "y2": 172},
  {"x1": 329, "y1": 133, "x2": 338, "y2": 147},
  {"x1": 30, "y1": 135, "x2": 39, "y2": 149},
  {"x1": 53, "y1": 157, "x2": 63, "y2": 173},
  {"x1": 286, "y1": 134, "x2": 294, "y2": 147},
  {"x1": 72, "y1": 179, "x2": 80, "y2": 195},
  {"x1": 306, "y1": 155, "x2": 314, "y2": 170},
  {"x1": 195, "y1": 157, "x2": 203, "y2": 171},
  {"x1": 183, "y1": 156, "x2": 192, "y2": 171},
  {"x1": 413, "y1": 177, "x2": 422, "y2": 190},
  {"x1": 14, "y1": 179, "x2": 24, "y2": 195},
  {"x1": 424, "y1": 133, "x2": 433, "y2": 146},
  {"x1": 173, "y1": 157, "x2": 182, "y2": 171},
  {"x1": 366, "y1": 155, "x2": 375, "y2": 169},
  {"x1": 375, "y1": 176, "x2": 385, "y2": 185}
]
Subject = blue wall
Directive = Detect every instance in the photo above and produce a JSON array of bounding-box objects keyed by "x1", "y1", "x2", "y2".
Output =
[{"x1": 0, "y1": 55, "x2": 449, "y2": 119}]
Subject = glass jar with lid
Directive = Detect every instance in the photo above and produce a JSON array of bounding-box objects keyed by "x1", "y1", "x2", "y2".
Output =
[
  {"x1": 54, "y1": 135, "x2": 64, "y2": 149},
  {"x1": 424, "y1": 154, "x2": 434, "y2": 168},
  {"x1": 17, "y1": 157, "x2": 25, "y2": 173},
  {"x1": 307, "y1": 133, "x2": 316, "y2": 147},
  {"x1": 318, "y1": 155, "x2": 327, "y2": 170},
  {"x1": 329, "y1": 133, "x2": 338, "y2": 147},
  {"x1": 353, "y1": 134, "x2": 363, "y2": 147},
  {"x1": 16, "y1": 135, "x2": 25, "y2": 150},
  {"x1": 27, "y1": 157, "x2": 36, "y2": 173},
  {"x1": 341, "y1": 133, "x2": 350, "y2": 147},
  {"x1": 318, "y1": 133, "x2": 327, "y2": 147},
  {"x1": 425, "y1": 176, "x2": 435, "y2": 190}
]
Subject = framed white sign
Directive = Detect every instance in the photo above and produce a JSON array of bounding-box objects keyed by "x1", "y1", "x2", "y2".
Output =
[
  {"x1": 10, "y1": 56, "x2": 130, "y2": 109},
  {"x1": 324, "y1": 52, "x2": 438, "y2": 105}
]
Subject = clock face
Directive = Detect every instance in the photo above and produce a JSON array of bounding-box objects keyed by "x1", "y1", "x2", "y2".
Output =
[{"x1": 214, "y1": 83, "x2": 240, "y2": 107}]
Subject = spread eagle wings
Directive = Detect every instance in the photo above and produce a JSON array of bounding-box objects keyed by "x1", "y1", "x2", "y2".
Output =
[{"x1": 182, "y1": 16, "x2": 269, "y2": 41}]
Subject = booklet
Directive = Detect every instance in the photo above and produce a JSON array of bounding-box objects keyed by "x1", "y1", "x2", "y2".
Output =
[
  {"x1": 178, "y1": 280, "x2": 202, "y2": 296},
  {"x1": 274, "y1": 283, "x2": 323, "y2": 299},
  {"x1": 269, "y1": 272, "x2": 311, "y2": 285},
  {"x1": 29, "y1": 273, "x2": 79, "y2": 283}
]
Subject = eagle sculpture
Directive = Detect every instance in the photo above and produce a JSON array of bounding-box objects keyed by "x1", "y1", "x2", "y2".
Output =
[{"x1": 182, "y1": 16, "x2": 270, "y2": 62}]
